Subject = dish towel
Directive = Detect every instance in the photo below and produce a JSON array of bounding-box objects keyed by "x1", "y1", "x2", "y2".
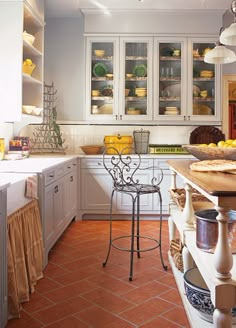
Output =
[{"x1": 25, "y1": 175, "x2": 38, "y2": 199}]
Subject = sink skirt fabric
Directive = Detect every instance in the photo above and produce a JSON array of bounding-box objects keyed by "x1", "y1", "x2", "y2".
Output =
[{"x1": 7, "y1": 199, "x2": 43, "y2": 319}]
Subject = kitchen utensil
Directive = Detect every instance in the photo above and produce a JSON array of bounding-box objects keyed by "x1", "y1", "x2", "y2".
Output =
[
  {"x1": 80, "y1": 145, "x2": 102, "y2": 154},
  {"x1": 182, "y1": 144, "x2": 236, "y2": 160},
  {"x1": 92, "y1": 62, "x2": 108, "y2": 77},
  {"x1": 163, "y1": 84, "x2": 200, "y2": 98},
  {"x1": 195, "y1": 208, "x2": 236, "y2": 253}
]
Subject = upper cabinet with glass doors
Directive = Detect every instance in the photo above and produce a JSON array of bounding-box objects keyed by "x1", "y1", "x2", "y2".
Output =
[
  {"x1": 154, "y1": 37, "x2": 221, "y2": 123},
  {"x1": 188, "y1": 38, "x2": 221, "y2": 122},
  {"x1": 85, "y1": 37, "x2": 119, "y2": 120},
  {"x1": 120, "y1": 37, "x2": 153, "y2": 121},
  {"x1": 85, "y1": 36, "x2": 153, "y2": 121},
  {"x1": 154, "y1": 37, "x2": 187, "y2": 121}
]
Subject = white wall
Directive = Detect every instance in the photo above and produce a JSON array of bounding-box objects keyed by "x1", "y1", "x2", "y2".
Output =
[{"x1": 44, "y1": 16, "x2": 85, "y2": 121}]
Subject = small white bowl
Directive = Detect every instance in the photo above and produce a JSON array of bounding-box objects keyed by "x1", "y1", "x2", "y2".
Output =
[
  {"x1": 23, "y1": 31, "x2": 35, "y2": 46},
  {"x1": 22, "y1": 105, "x2": 35, "y2": 114},
  {"x1": 32, "y1": 107, "x2": 42, "y2": 116}
]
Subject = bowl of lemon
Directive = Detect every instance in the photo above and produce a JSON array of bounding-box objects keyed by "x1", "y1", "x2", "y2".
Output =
[{"x1": 182, "y1": 139, "x2": 236, "y2": 160}]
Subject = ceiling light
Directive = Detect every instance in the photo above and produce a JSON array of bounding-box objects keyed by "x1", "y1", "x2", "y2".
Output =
[
  {"x1": 219, "y1": 0, "x2": 236, "y2": 46},
  {"x1": 204, "y1": 27, "x2": 236, "y2": 64},
  {"x1": 204, "y1": 45, "x2": 236, "y2": 64}
]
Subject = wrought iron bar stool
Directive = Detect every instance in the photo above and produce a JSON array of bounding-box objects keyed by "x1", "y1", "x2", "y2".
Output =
[{"x1": 102, "y1": 147, "x2": 167, "y2": 281}]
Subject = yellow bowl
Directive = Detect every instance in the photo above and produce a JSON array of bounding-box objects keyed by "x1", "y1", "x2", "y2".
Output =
[
  {"x1": 94, "y1": 50, "x2": 105, "y2": 57},
  {"x1": 91, "y1": 90, "x2": 100, "y2": 97}
]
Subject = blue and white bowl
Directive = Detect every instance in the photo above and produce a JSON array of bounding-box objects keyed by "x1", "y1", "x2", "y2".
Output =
[{"x1": 184, "y1": 267, "x2": 236, "y2": 323}]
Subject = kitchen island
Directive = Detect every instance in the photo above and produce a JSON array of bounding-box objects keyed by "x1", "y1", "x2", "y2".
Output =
[{"x1": 167, "y1": 159, "x2": 236, "y2": 328}]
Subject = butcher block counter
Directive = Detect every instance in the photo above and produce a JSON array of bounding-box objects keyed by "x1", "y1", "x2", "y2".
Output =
[{"x1": 167, "y1": 159, "x2": 236, "y2": 328}]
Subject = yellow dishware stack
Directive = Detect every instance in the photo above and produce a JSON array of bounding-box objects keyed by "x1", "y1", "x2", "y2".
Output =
[
  {"x1": 135, "y1": 88, "x2": 147, "y2": 97},
  {"x1": 200, "y1": 70, "x2": 214, "y2": 78},
  {"x1": 22, "y1": 58, "x2": 36, "y2": 76}
]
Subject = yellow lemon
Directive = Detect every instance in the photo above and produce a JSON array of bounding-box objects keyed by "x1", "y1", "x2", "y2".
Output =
[
  {"x1": 199, "y1": 144, "x2": 208, "y2": 147},
  {"x1": 208, "y1": 143, "x2": 217, "y2": 147},
  {"x1": 225, "y1": 139, "x2": 233, "y2": 144},
  {"x1": 232, "y1": 140, "x2": 236, "y2": 147},
  {"x1": 217, "y1": 140, "x2": 225, "y2": 147}
]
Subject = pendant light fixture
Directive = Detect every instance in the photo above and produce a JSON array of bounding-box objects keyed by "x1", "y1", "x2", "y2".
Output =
[
  {"x1": 204, "y1": 28, "x2": 236, "y2": 64},
  {"x1": 219, "y1": 0, "x2": 236, "y2": 46}
]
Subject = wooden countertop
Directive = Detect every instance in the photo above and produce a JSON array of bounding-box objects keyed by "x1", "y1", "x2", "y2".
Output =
[{"x1": 167, "y1": 159, "x2": 236, "y2": 197}]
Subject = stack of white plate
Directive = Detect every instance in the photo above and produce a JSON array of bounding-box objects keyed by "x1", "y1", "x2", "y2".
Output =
[{"x1": 164, "y1": 107, "x2": 179, "y2": 115}]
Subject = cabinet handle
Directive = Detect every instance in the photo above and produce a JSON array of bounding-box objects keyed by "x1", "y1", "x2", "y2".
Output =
[
  {"x1": 97, "y1": 162, "x2": 102, "y2": 166},
  {"x1": 120, "y1": 115, "x2": 122, "y2": 120},
  {"x1": 67, "y1": 166, "x2": 71, "y2": 169},
  {"x1": 116, "y1": 115, "x2": 118, "y2": 120},
  {"x1": 70, "y1": 176, "x2": 73, "y2": 182},
  {"x1": 49, "y1": 174, "x2": 54, "y2": 178},
  {"x1": 73, "y1": 163, "x2": 77, "y2": 166},
  {"x1": 54, "y1": 185, "x2": 58, "y2": 193},
  {"x1": 183, "y1": 116, "x2": 186, "y2": 120},
  {"x1": 188, "y1": 115, "x2": 190, "y2": 120}
]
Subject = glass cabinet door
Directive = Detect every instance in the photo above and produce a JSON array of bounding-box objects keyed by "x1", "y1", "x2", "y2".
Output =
[
  {"x1": 120, "y1": 37, "x2": 152, "y2": 120},
  {"x1": 189, "y1": 39, "x2": 219, "y2": 121},
  {"x1": 154, "y1": 38, "x2": 186, "y2": 121},
  {"x1": 86, "y1": 37, "x2": 119, "y2": 120}
]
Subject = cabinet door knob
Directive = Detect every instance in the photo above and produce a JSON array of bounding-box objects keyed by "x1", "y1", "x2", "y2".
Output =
[
  {"x1": 54, "y1": 185, "x2": 58, "y2": 193},
  {"x1": 70, "y1": 176, "x2": 73, "y2": 182},
  {"x1": 116, "y1": 115, "x2": 118, "y2": 120},
  {"x1": 120, "y1": 114, "x2": 122, "y2": 120}
]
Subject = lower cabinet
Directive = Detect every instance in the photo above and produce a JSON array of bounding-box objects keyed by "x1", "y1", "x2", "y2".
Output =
[
  {"x1": 39, "y1": 159, "x2": 78, "y2": 267},
  {"x1": 80, "y1": 157, "x2": 184, "y2": 218},
  {"x1": 0, "y1": 189, "x2": 7, "y2": 328}
]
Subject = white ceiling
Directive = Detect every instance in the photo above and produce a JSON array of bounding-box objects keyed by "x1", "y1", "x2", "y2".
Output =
[{"x1": 45, "y1": 0, "x2": 233, "y2": 18}]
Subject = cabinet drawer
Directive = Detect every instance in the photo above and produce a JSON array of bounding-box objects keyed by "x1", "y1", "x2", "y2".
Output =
[
  {"x1": 65, "y1": 159, "x2": 77, "y2": 173},
  {"x1": 81, "y1": 158, "x2": 103, "y2": 169}
]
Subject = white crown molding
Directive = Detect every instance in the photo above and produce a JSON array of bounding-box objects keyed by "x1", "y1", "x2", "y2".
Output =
[{"x1": 81, "y1": 8, "x2": 226, "y2": 16}]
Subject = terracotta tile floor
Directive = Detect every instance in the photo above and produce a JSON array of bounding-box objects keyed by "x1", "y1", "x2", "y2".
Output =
[{"x1": 6, "y1": 220, "x2": 190, "y2": 328}]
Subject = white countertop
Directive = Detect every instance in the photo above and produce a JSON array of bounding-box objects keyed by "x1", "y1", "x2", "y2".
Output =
[
  {"x1": 0, "y1": 153, "x2": 193, "y2": 174},
  {"x1": 0, "y1": 155, "x2": 78, "y2": 174}
]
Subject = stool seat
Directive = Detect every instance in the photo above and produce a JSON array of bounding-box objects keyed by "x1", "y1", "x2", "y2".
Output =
[{"x1": 102, "y1": 147, "x2": 168, "y2": 281}]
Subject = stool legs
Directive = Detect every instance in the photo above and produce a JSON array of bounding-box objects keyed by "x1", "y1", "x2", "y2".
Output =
[
  {"x1": 158, "y1": 191, "x2": 168, "y2": 271},
  {"x1": 103, "y1": 189, "x2": 168, "y2": 280},
  {"x1": 102, "y1": 189, "x2": 115, "y2": 268}
]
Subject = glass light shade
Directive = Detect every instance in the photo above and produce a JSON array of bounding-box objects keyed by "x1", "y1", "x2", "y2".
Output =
[
  {"x1": 220, "y1": 23, "x2": 236, "y2": 46},
  {"x1": 204, "y1": 45, "x2": 236, "y2": 64}
]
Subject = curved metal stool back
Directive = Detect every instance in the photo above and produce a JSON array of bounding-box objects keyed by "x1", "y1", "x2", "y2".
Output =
[{"x1": 102, "y1": 147, "x2": 168, "y2": 281}]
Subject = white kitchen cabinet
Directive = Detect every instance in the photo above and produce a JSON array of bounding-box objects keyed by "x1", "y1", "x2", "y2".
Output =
[
  {"x1": 39, "y1": 159, "x2": 78, "y2": 267},
  {"x1": 81, "y1": 158, "x2": 114, "y2": 213},
  {"x1": 80, "y1": 156, "x2": 177, "y2": 218},
  {"x1": 85, "y1": 36, "x2": 153, "y2": 122},
  {"x1": 0, "y1": 0, "x2": 44, "y2": 123},
  {"x1": 0, "y1": 188, "x2": 7, "y2": 328},
  {"x1": 154, "y1": 36, "x2": 221, "y2": 124}
]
